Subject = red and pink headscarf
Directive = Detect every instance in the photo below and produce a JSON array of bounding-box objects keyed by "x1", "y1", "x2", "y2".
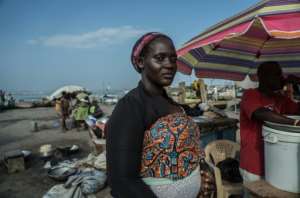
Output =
[{"x1": 131, "y1": 32, "x2": 171, "y2": 73}]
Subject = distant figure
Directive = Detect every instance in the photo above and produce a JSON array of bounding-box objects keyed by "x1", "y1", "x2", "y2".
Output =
[
  {"x1": 89, "y1": 99, "x2": 104, "y2": 118},
  {"x1": 0, "y1": 90, "x2": 5, "y2": 109},
  {"x1": 7, "y1": 93, "x2": 15, "y2": 107},
  {"x1": 69, "y1": 93, "x2": 78, "y2": 110},
  {"x1": 73, "y1": 96, "x2": 90, "y2": 130},
  {"x1": 60, "y1": 92, "x2": 70, "y2": 131},
  {"x1": 192, "y1": 80, "x2": 201, "y2": 98},
  {"x1": 54, "y1": 98, "x2": 61, "y2": 115},
  {"x1": 213, "y1": 86, "x2": 218, "y2": 101}
]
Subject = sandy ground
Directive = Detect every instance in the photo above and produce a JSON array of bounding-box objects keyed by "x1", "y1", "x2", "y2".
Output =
[{"x1": 0, "y1": 105, "x2": 114, "y2": 198}]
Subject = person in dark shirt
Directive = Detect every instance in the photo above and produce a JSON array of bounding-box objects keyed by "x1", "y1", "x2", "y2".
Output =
[
  {"x1": 89, "y1": 99, "x2": 104, "y2": 119},
  {"x1": 105, "y1": 32, "x2": 202, "y2": 198},
  {"x1": 60, "y1": 92, "x2": 70, "y2": 131}
]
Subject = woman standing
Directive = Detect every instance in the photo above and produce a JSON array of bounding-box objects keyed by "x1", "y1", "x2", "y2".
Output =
[{"x1": 106, "y1": 32, "x2": 201, "y2": 198}]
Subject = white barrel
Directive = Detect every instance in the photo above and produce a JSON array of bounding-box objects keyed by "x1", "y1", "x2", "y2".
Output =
[{"x1": 262, "y1": 125, "x2": 300, "y2": 193}]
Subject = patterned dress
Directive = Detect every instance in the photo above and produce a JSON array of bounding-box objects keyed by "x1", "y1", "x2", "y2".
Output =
[
  {"x1": 106, "y1": 81, "x2": 202, "y2": 198},
  {"x1": 141, "y1": 112, "x2": 201, "y2": 180}
]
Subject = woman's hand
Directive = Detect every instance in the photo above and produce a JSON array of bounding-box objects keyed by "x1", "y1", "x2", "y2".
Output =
[
  {"x1": 198, "y1": 157, "x2": 216, "y2": 198},
  {"x1": 294, "y1": 119, "x2": 300, "y2": 126},
  {"x1": 198, "y1": 169, "x2": 216, "y2": 197}
]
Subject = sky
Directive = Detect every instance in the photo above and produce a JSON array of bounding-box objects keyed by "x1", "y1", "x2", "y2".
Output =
[{"x1": 0, "y1": 0, "x2": 260, "y2": 92}]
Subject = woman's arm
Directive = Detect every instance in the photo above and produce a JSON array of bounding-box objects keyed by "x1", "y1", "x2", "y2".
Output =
[
  {"x1": 106, "y1": 97, "x2": 157, "y2": 198},
  {"x1": 180, "y1": 103, "x2": 203, "y2": 117}
]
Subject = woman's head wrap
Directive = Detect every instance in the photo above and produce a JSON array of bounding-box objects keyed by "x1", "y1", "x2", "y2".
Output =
[{"x1": 131, "y1": 32, "x2": 171, "y2": 73}]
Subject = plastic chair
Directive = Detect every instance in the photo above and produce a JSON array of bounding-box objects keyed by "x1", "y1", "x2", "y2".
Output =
[{"x1": 204, "y1": 140, "x2": 243, "y2": 198}]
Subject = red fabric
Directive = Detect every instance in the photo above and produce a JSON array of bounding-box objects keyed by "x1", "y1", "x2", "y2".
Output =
[
  {"x1": 176, "y1": 60, "x2": 192, "y2": 75},
  {"x1": 177, "y1": 21, "x2": 252, "y2": 56},
  {"x1": 195, "y1": 69, "x2": 245, "y2": 81},
  {"x1": 262, "y1": 13, "x2": 300, "y2": 33},
  {"x1": 239, "y1": 89, "x2": 299, "y2": 176},
  {"x1": 177, "y1": 12, "x2": 300, "y2": 57}
]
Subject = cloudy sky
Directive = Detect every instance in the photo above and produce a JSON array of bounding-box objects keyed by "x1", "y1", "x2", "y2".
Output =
[{"x1": 0, "y1": 0, "x2": 258, "y2": 92}]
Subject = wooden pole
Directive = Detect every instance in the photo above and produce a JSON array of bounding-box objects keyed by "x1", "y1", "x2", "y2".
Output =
[{"x1": 178, "y1": 81, "x2": 186, "y2": 104}]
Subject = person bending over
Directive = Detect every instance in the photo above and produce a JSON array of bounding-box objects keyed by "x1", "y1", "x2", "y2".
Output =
[{"x1": 240, "y1": 61, "x2": 300, "y2": 182}]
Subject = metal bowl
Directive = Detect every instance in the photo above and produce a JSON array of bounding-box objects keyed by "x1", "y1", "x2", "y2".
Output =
[
  {"x1": 21, "y1": 150, "x2": 32, "y2": 159},
  {"x1": 70, "y1": 145, "x2": 79, "y2": 152},
  {"x1": 97, "y1": 116, "x2": 109, "y2": 124},
  {"x1": 48, "y1": 166, "x2": 77, "y2": 181},
  {"x1": 56, "y1": 144, "x2": 79, "y2": 156}
]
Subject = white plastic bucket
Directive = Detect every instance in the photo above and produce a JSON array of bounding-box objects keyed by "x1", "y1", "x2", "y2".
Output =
[{"x1": 262, "y1": 125, "x2": 300, "y2": 193}]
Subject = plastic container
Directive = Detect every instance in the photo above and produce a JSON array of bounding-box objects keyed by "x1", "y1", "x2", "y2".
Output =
[
  {"x1": 262, "y1": 124, "x2": 300, "y2": 193},
  {"x1": 85, "y1": 115, "x2": 97, "y2": 127}
]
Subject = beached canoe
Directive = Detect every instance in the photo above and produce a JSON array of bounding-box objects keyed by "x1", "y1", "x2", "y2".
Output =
[{"x1": 15, "y1": 101, "x2": 34, "y2": 108}]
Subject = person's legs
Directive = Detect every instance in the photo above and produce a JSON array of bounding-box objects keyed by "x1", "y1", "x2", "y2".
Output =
[
  {"x1": 84, "y1": 122, "x2": 88, "y2": 130},
  {"x1": 239, "y1": 168, "x2": 262, "y2": 198},
  {"x1": 72, "y1": 118, "x2": 80, "y2": 131},
  {"x1": 61, "y1": 115, "x2": 68, "y2": 131},
  {"x1": 76, "y1": 120, "x2": 85, "y2": 131}
]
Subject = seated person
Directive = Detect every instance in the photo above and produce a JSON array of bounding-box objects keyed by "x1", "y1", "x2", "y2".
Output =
[{"x1": 89, "y1": 99, "x2": 104, "y2": 118}]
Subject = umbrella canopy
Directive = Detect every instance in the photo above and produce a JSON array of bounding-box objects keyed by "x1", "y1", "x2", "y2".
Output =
[
  {"x1": 177, "y1": 0, "x2": 300, "y2": 81},
  {"x1": 48, "y1": 85, "x2": 87, "y2": 100}
]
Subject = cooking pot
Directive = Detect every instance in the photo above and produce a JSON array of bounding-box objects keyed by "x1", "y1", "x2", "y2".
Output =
[{"x1": 48, "y1": 166, "x2": 77, "y2": 181}]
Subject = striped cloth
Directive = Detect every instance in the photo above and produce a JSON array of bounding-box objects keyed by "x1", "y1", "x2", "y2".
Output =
[{"x1": 177, "y1": 0, "x2": 300, "y2": 81}]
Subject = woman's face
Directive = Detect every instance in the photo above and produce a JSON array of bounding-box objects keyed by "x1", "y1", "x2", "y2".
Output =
[{"x1": 141, "y1": 37, "x2": 177, "y2": 87}]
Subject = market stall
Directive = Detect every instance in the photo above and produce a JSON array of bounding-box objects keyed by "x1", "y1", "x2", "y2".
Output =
[{"x1": 193, "y1": 116, "x2": 238, "y2": 148}]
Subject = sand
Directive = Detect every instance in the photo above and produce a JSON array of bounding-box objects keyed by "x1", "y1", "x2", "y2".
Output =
[{"x1": 0, "y1": 105, "x2": 114, "y2": 198}]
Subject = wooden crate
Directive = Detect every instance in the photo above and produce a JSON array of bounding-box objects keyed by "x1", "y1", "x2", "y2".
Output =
[{"x1": 4, "y1": 150, "x2": 25, "y2": 173}]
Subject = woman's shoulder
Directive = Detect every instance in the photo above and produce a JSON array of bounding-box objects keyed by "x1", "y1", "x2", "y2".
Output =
[
  {"x1": 120, "y1": 87, "x2": 142, "y2": 103},
  {"x1": 113, "y1": 87, "x2": 145, "y2": 112},
  {"x1": 107, "y1": 87, "x2": 146, "y2": 128}
]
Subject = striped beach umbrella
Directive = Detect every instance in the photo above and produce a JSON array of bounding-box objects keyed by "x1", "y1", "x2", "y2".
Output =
[{"x1": 177, "y1": 0, "x2": 300, "y2": 81}]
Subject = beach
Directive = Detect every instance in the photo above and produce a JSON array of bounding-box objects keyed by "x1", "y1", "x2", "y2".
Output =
[{"x1": 0, "y1": 106, "x2": 114, "y2": 198}]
